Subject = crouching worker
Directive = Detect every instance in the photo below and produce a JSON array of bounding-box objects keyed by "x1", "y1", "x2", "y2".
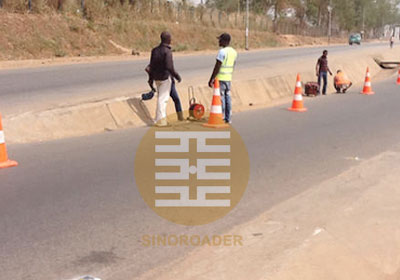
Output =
[{"x1": 334, "y1": 70, "x2": 352, "y2": 93}]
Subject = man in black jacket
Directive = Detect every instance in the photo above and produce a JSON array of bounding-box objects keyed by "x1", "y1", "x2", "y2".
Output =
[
  {"x1": 143, "y1": 64, "x2": 184, "y2": 121},
  {"x1": 149, "y1": 31, "x2": 182, "y2": 126}
]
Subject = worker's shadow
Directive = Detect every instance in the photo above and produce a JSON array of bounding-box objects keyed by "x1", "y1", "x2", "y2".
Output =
[{"x1": 126, "y1": 97, "x2": 154, "y2": 126}]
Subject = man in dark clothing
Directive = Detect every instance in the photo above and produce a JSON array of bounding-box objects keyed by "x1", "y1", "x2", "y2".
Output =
[
  {"x1": 316, "y1": 50, "x2": 333, "y2": 95},
  {"x1": 148, "y1": 31, "x2": 182, "y2": 126},
  {"x1": 143, "y1": 65, "x2": 183, "y2": 120}
]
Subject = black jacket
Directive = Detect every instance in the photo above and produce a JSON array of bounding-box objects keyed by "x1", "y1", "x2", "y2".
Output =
[{"x1": 149, "y1": 43, "x2": 181, "y2": 81}]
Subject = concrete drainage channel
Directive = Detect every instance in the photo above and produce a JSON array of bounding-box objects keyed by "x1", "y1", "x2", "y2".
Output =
[{"x1": 3, "y1": 47, "x2": 399, "y2": 144}]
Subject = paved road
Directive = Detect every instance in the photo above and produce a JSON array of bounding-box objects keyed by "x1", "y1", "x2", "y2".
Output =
[
  {"x1": 0, "y1": 42, "x2": 385, "y2": 115},
  {"x1": 1, "y1": 76, "x2": 400, "y2": 280}
]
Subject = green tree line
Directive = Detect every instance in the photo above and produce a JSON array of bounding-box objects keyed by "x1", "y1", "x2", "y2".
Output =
[
  {"x1": 207, "y1": 0, "x2": 400, "y2": 33},
  {"x1": 1, "y1": 0, "x2": 399, "y2": 36}
]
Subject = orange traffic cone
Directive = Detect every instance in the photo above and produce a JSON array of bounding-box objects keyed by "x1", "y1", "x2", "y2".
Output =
[
  {"x1": 0, "y1": 114, "x2": 18, "y2": 169},
  {"x1": 396, "y1": 69, "x2": 400, "y2": 85},
  {"x1": 288, "y1": 74, "x2": 307, "y2": 112},
  {"x1": 361, "y1": 67, "x2": 375, "y2": 95},
  {"x1": 203, "y1": 79, "x2": 229, "y2": 128}
]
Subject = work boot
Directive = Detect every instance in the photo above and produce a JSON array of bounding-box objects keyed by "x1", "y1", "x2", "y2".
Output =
[{"x1": 177, "y1": 111, "x2": 184, "y2": 121}]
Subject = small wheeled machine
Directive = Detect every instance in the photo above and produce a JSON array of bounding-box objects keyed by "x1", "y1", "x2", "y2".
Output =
[{"x1": 187, "y1": 86, "x2": 205, "y2": 121}]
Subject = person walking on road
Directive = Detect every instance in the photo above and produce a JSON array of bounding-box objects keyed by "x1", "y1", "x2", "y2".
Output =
[
  {"x1": 316, "y1": 50, "x2": 333, "y2": 95},
  {"x1": 390, "y1": 35, "x2": 395, "y2": 48},
  {"x1": 208, "y1": 33, "x2": 237, "y2": 123},
  {"x1": 143, "y1": 64, "x2": 184, "y2": 121},
  {"x1": 149, "y1": 31, "x2": 182, "y2": 126}
]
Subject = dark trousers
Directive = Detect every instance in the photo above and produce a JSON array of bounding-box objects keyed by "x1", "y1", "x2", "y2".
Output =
[
  {"x1": 318, "y1": 72, "x2": 328, "y2": 95},
  {"x1": 142, "y1": 80, "x2": 182, "y2": 113},
  {"x1": 220, "y1": 81, "x2": 232, "y2": 122},
  {"x1": 170, "y1": 80, "x2": 182, "y2": 113}
]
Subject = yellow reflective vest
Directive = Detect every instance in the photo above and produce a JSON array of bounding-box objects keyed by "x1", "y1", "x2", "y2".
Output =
[{"x1": 217, "y1": 47, "x2": 237, "y2": 82}]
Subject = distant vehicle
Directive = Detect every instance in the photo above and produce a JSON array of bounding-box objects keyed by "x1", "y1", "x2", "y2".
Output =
[{"x1": 349, "y1": 33, "x2": 362, "y2": 45}]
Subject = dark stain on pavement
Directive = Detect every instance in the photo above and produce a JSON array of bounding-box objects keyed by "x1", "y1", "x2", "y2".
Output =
[{"x1": 73, "y1": 249, "x2": 123, "y2": 267}]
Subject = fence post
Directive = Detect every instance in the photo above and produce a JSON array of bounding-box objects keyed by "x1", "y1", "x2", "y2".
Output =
[
  {"x1": 245, "y1": 0, "x2": 249, "y2": 50},
  {"x1": 201, "y1": 5, "x2": 205, "y2": 22},
  {"x1": 176, "y1": 3, "x2": 180, "y2": 23},
  {"x1": 0, "y1": 0, "x2": 3, "y2": 8},
  {"x1": 80, "y1": 0, "x2": 86, "y2": 18},
  {"x1": 28, "y1": 0, "x2": 32, "y2": 11}
]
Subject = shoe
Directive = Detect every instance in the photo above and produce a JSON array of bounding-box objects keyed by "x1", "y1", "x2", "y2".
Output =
[
  {"x1": 177, "y1": 111, "x2": 184, "y2": 121},
  {"x1": 154, "y1": 123, "x2": 170, "y2": 127},
  {"x1": 154, "y1": 118, "x2": 169, "y2": 127}
]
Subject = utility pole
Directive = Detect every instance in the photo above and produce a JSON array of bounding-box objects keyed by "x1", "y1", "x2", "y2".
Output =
[
  {"x1": 245, "y1": 0, "x2": 249, "y2": 50},
  {"x1": 361, "y1": 6, "x2": 365, "y2": 39},
  {"x1": 362, "y1": 6, "x2": 365, "y2": 31},
  {"x1": 327, "y1": 2, "x2": 332, "y2": 45}
]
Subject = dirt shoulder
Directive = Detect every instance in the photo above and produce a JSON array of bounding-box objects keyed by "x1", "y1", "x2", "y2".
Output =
[
  {"x1": 135, "y1": 145, "x2": 400, "y2": 280},
  {"x1": 0, "y1": 12, "x2": 349, "y2": 70}
]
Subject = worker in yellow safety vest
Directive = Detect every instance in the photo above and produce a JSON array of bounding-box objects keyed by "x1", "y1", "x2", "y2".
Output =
[
  {"x1": 208, "y1": 33, "x2": 237, "y2": 123},
  {"x1": 334, "y1": 70, "x2": 353, "y2": 93}
]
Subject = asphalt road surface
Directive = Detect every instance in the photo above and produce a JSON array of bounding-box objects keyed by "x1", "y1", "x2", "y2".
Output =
[
  {"x1": 0, "y1": 42, "x2": 385, "y2": 115},
  {"x1": 1, "y1": 76, "x2": 400, "y2": 280}
]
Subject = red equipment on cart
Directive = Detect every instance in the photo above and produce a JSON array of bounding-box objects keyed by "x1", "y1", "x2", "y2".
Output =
[{"x1": 188, "y1": 86, "x2": 205, "y2": 121}]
